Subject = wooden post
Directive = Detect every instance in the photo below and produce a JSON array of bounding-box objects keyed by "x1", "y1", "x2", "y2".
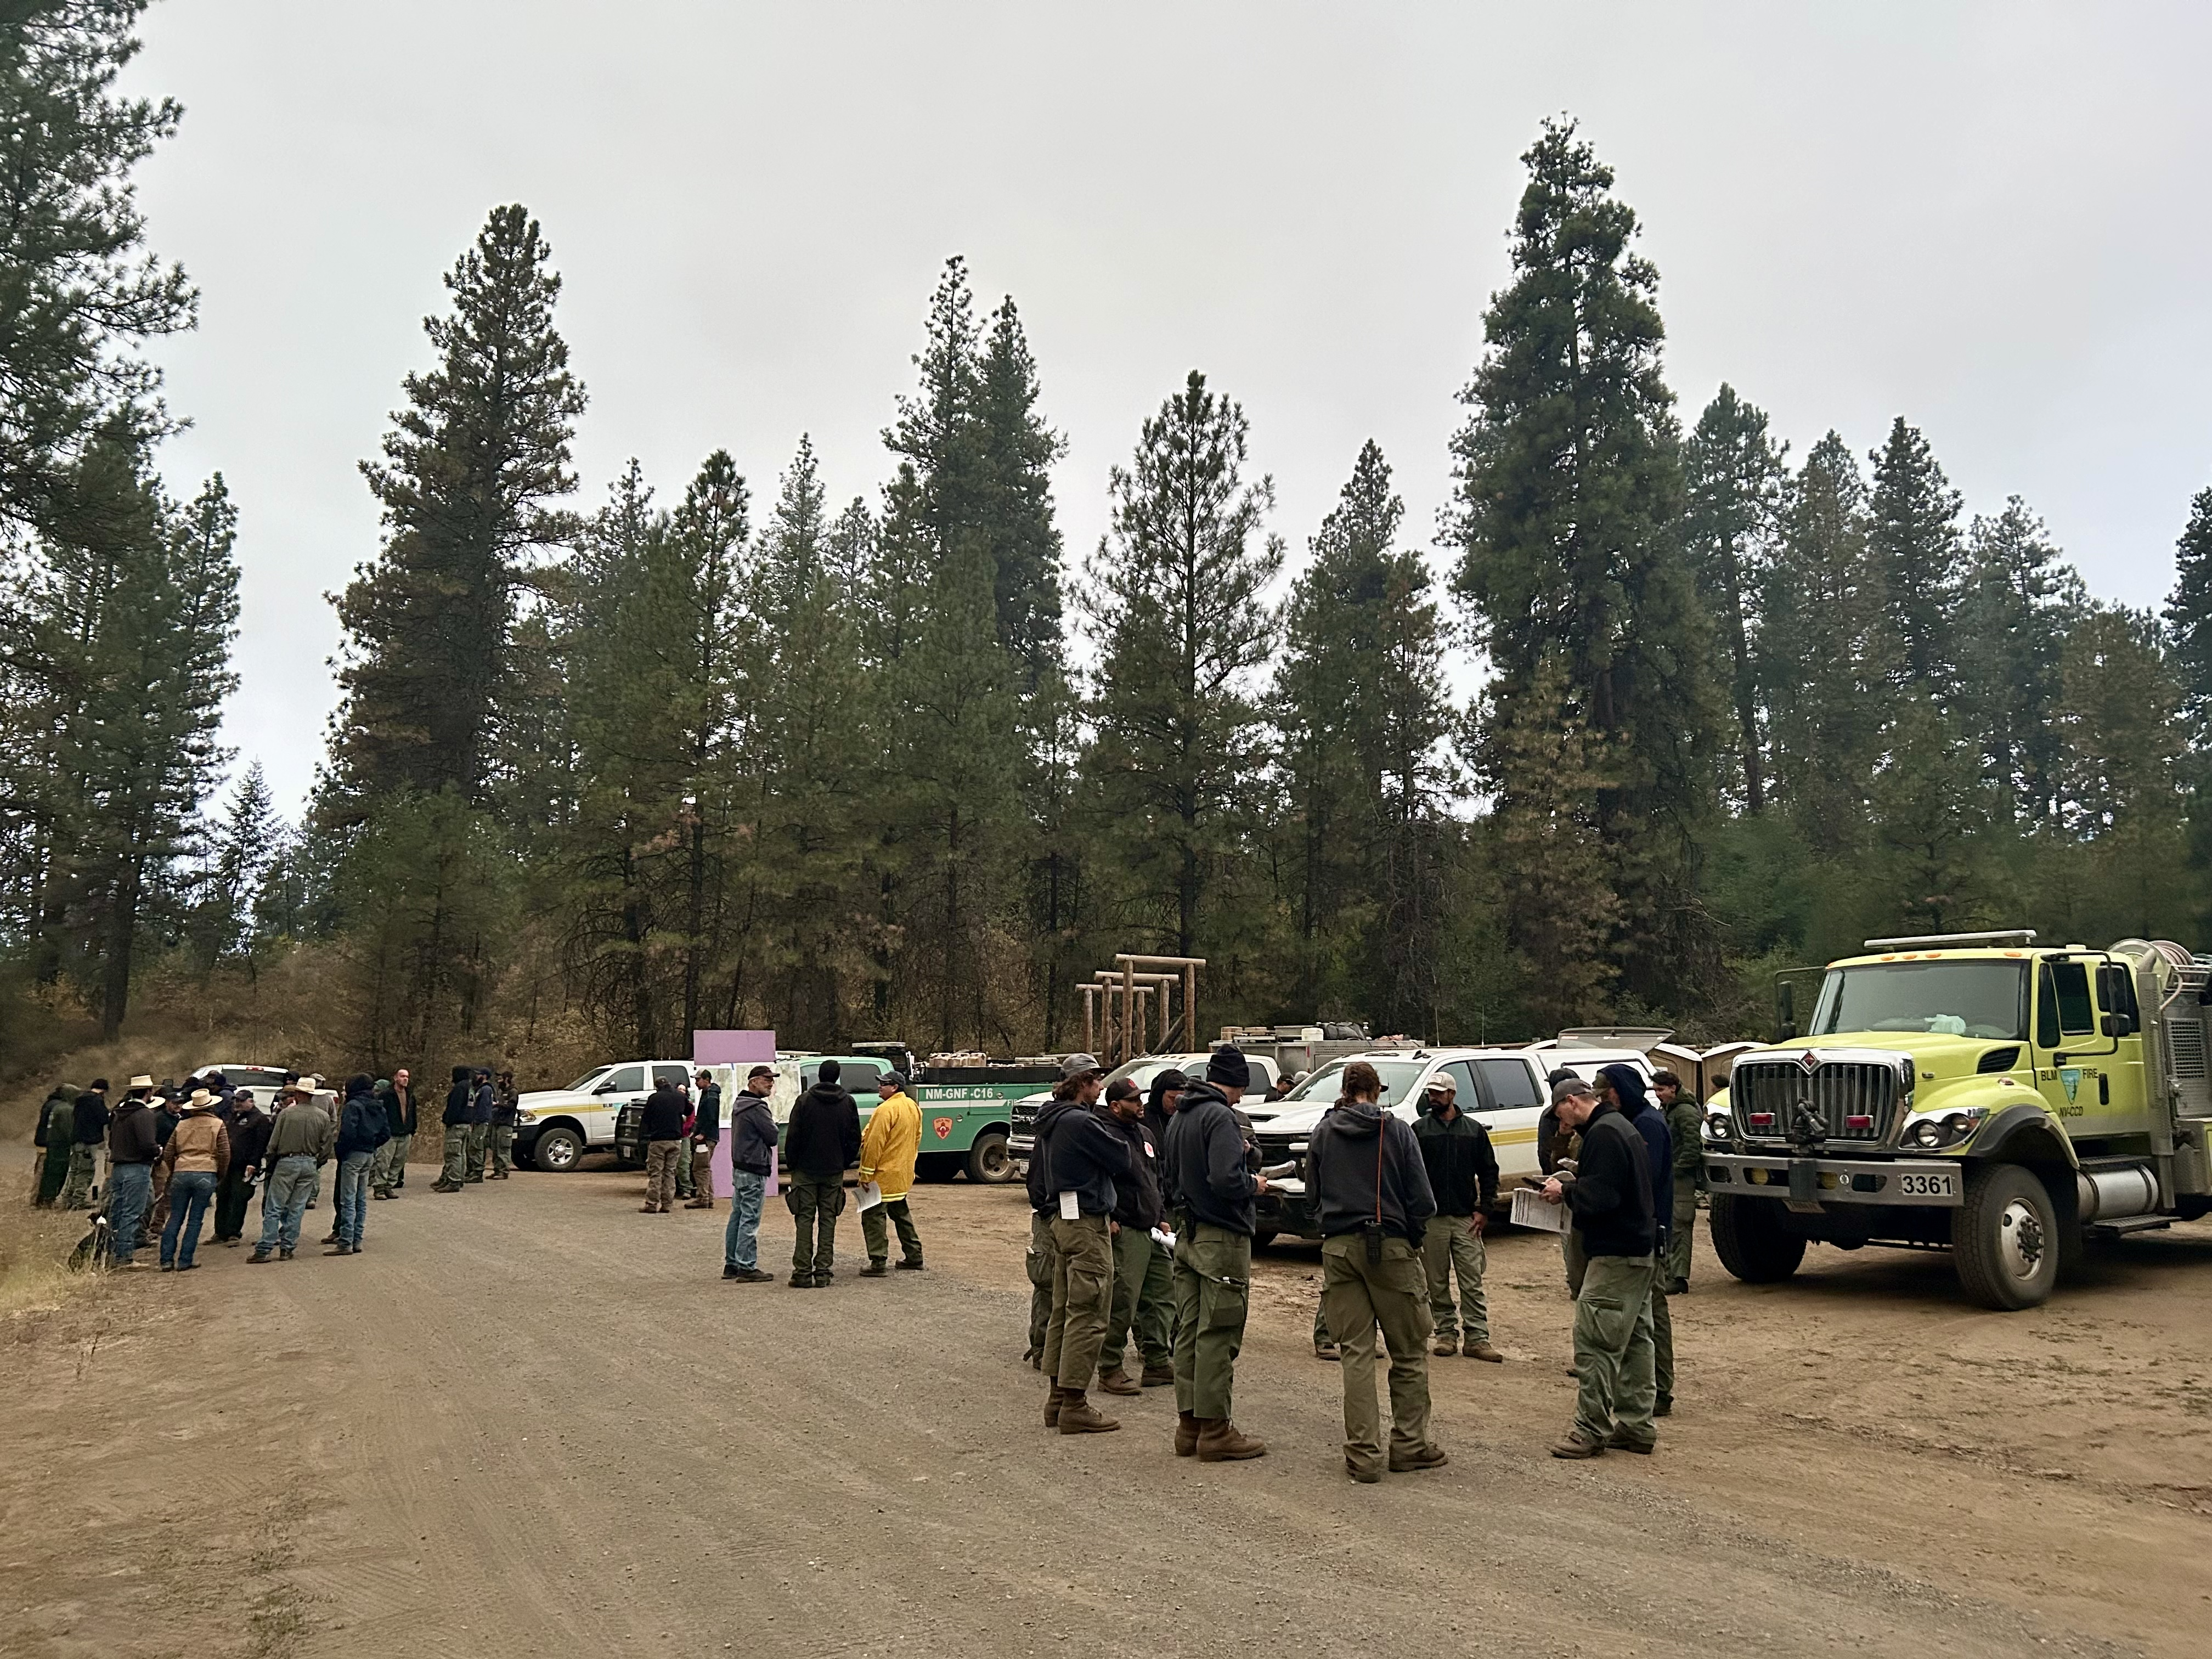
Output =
[{"x1": 1081, "y1": 984, "x2": 1096, "y2": 1057}]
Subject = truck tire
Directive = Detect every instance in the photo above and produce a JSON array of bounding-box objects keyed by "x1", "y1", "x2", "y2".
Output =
[
  {"x1": 964, "y1": 1131, "x2": 1014, "y2": 1185},
  {"x1": 1709, "y1": 1193, "x2": 1806, "y2": 1284},
  {"x1": 1953, "y1": 1163, "x2": 2060, "y2": 1311},
  {"x1": 1251, "y1": 1229, "x2": 1278, "y2": 1249},
  {"x1": 531, "y1": 1126, "x2": 584, "y2": 1173}
]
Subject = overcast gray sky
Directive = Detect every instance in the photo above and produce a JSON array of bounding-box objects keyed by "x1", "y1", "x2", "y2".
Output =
[{"x1": 123, "y1": 1, "x2": 2212, "y2": 812}]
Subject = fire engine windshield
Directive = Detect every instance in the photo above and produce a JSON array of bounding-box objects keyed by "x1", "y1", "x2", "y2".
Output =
[{"x1": 1811, "y1": 961, "x2": 2028, "y2": 1041}]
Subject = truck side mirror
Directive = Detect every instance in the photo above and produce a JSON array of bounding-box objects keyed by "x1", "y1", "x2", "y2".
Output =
[
  {"x1": 1774, "y1": 983, "x2": 1798, "y2": 1044},
  {"x1": 2102, "y1": 1013, "x2": 2134, "y2": 1037}
]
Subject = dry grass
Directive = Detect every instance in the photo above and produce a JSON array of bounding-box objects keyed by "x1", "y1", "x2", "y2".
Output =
[{"x1": 0, "y1": 1165, "x2": 100, "y2": 1317}]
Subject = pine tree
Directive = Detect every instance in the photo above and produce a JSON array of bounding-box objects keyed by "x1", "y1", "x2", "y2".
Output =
[
  {"x1": 1760, "y1": 432, "x2": 1890, "y2": 854},
  {"x1": 1274, "y1": 441, "x2": 1452, "y2": 1027},
  {"x1": 1682, "y1": 385, "x2": 1787, "y2": 812},
  {"x1": 328, "y1": 204, "x2": 585, "y2": 811},
  {"x1": 1866, "y1": 696, "x2": 1997, "y2": 937},
  {"x1": 1867, "y1": 417, "x2": 1965, "y2": 696},
  {"x1": 1085, "y1": 370, "x2": 1280, "y2": 956},
  {"x1": 0, "y1": 1, "x2": 195, "y2": 535},
  {"x1": 1956, "y1": 497, "x2": 2083, "y2": 823},
  {"x1": 1447, "y1": 119, "x2": 1720, "y2": 1008},
  {"x1": 189, "y1": 759, "x2": 276, "y2": 969},
  {"x1": 2164, "y1": 486, "x2": 2212, "y2": 745},
  {"x1": 973, "y1": 296, "x2": 1068, "y2": 694}
]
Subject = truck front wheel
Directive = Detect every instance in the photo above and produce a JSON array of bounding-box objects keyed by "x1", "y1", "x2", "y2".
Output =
[
  {"x1": 1953, "y1": 1163, "x2": 2060, "y2": 1311},
  {"x1": 531, "y1": 1126, "x2": 584, "y2": 1173},
  {"x1": 1709, "y1": 1193, "x2": 1807, "y2": 1283}
]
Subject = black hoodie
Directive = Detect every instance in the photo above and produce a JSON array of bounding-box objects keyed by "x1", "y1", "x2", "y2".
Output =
[
  {"x1": 1108, "y1": 1110, "x2": 1165, "y2": 1231},
  {"x1": 1160, "y1": 1081, "x2": 1260, "y2": 1235},
  {"x1": 1030, "y1": 1097, "x2": 1132, "y2": 1219},
  {"x1": 442, "y1": 1066, "x2": 473, "y2": 1127},
  {"x1": 783, "y1": 1081, "x2": 861, "y2": 1178},
  {"x1": 727, "y1": 1088, "x2": 777, "y2": 1175},
  {"x1": 1565, "y1": 1099, "x2": 1657, "y2": 1259},
  {"x1": 1307, "y1": 1099, "x2": 1436, "y2": 1244}
]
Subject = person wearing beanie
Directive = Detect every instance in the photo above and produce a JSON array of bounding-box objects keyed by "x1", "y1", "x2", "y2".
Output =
[
  {"x1": 1538, "y1": 1071, "x2": 1658, "y2": 1458},
  {"x1": 858, "y1": 1071, "x2": 924, "y2": 1274},
  {"x1": 1159, "y1": 1044, "x2": 1271, "y2": 1462},
  {"x1": 782, "y1": 1059, "x2": 861, "y2": 1286},
  {"x1": 434, "y1": 1065, "x2": 475, "y2": 1192},
  {"x1": 1600, "y1": 1062, "x2": 1678, "y2": 1419},
  {"x1": 157, "y1": 1090, "x2": 231, "y2": 1270},
  {"x1": 1650, "y1": 1069, "x2": 1703, "y2": 1296}
]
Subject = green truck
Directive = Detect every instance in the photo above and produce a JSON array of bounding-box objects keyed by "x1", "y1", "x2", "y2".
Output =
[{"x1": 614, "y1": 1054, "x2": 1054, "y2": 1184}]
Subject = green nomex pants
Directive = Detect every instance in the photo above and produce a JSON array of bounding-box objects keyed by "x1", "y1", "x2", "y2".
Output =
[
  {"x1": 373, "y1": 1133, "x2": 411, "y2": 1192},
  {"x1": 1045, "y1": 1213, "x2": 1113, "y2": 1391},
  {"x1": 60, "y1": 1144, "x2": 97, "y2": 1210},
  {"x1": 1572, "y1": 1252, "x2": 1658, "y2": 1448},
  {"x1": 1322, "y1": 1233, "x2": 1435, "y2": 1476},
  {"x1": 786, "y1": 1173, "x2": 843, "y2": 1278},
  {"x1": 1101, "y1": 1223, "x2": 1172, "y2": 1376},
  {"x1": 1422, "y1": 1214, "x2": 1489, "y2": 1345},
  {"x1": 1171, "y1": 1220, "x2": 1251, "y2": 1421},
  {"x1": 1562, "y1": 1226, "x2": 1588, "y2": 1299},
  {"x1": 490, "y1": 1124, "x2": 515, "y2": 1176},
  {"x1": 464, "y1": 1121, "x2": 489, "y2": 1181},
  {"x1": 1025, "y1": 1212, "x2": 1056, "y2": 1358},
  {"x1": 441, "y1": 1127, "x2": 469, "y2": 1186},
  {"x1": 1667, "y1": 1178, "x2": 1696, "y2": 1289},
  {"x1": 861, "y1": 1195, "x2": 923, "y2": 1266},
  {"x1": 38, "y1": 1138, "x2": 72, "y2": 1206}
]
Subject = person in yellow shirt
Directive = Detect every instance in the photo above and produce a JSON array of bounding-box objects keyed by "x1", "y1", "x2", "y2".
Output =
[{"x1": 859, "y1": 1072, "x2": 925, "y2": 1275}]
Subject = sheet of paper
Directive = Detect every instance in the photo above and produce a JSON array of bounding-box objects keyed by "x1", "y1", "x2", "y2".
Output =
[
  {"x1": 855, "y1": 1180, "x2": 883, "y2": 1211},
  {"x1": 1058, "y1": 1189, "x2": 1080, "y2": 1221},
  {"x1": 1150, "y1": 1227, "x2": 1177, "y2": 1251}
]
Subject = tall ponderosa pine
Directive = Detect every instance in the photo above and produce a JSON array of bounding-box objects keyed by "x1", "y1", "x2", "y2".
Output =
[
  {"x1": 2164, "y1": 486, "x2": 2212, "y2": 745},
  {"x1": 1086, "y1": 370, "x2": 1280, "y2": 957},
  {"x1": 188, "y1": 758, "x2": 276, "y2": 971},
  {"x1": 1274, "y1": 441, "x2": 1452, "y2": 1029},
  {"x1": 1682, "y1": 385, "x2": 1787, "y2": 813},
  {"x1": 1760, "y1": 432, "x2": 1889, "y2": 854},
  {"x1": 1447, "y1": 119, "x2": 1720, "y2": 1013},
  {"x1": 1867, "y1": 417, "x2": 1965, "y2": 696},
  {"x1": 0, "y1": 0, "x2": 195, "y2": 535},
  {"x1": 1956, "y1": 497, "x2": 2082, "y2": 824},
  {"x1": 329, "y1": 205, "x2": 585, "y2": 810}
]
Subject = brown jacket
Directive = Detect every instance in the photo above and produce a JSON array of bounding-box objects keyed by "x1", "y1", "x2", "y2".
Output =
[{"x1": 162, "y1": 1111, "x2": 231, "y2": 1177}]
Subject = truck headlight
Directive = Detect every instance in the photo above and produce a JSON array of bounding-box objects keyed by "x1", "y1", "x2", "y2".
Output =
[
  {"x1": 515, "y1": 1111, "x2": 537, "y2": 1126},
  {"x1": 1703, "y1": 1113, "x2": 1732, "y2": 1142},
  {"x1": 1903, "y1": 1107, "x2": 1985, "y2": 1150}
]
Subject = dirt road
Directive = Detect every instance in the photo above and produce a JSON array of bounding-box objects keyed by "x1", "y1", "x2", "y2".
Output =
[{"x1": 5, "y1": 1157, "x2": 2209, "y2": 1658}]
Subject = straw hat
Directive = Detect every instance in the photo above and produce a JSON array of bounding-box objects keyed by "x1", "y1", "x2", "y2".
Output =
[
  {"x1": 128, "y1": 1073, "x2": 155, "y2": 1090},
  {"x1": 186, "y1": 1089, "x2": 216, "y2": 1110}
]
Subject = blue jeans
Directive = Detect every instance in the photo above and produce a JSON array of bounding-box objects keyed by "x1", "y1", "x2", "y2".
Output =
[
  {"x1": 256, "y1": 1155, "x2": 318, "y2": 1252},
  {"x1": 107, "y1": 1163, "x2": 154, "y2": 1264},
  {"x1": 724, "y1": 1170, "x2": 766, "y2": 1270},
  {"x1": 336, "y1": 1151, "x2": 374, "y2": 1246},
  {"x1": 160, "y1": 1169, "x2": 218, "y2": 1267}
]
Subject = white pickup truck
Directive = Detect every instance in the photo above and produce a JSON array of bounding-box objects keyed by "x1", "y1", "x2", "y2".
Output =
[{"x1": 513, "y1": 1060, "x2": 703, "y2": 1172}]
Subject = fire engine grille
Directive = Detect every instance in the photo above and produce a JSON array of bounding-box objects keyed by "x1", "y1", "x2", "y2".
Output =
[{"x1": 1732, "y1": 1060, "x2": 1900, "y2": 1144}]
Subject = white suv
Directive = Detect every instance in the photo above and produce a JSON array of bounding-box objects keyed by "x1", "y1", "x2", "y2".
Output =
[{"x1": 1246, "y1": 1047, "x2": 1655, "y2": 1244}]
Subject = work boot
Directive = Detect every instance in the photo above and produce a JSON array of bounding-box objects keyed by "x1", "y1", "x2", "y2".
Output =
[
  {"x1": 1195, "y1": 1419, "x2": 1266, "y2": 1462},
  {"x1": 735, "y1": 1268, "x2": 772, "y2": 1283},
  {"x1": 1466, "y1": 1342, "x2": 1505, "y2": 1363},
  {"x1": 278, "y1": 1248, "x2": 295, "y2": 1261},
  {"x1": 320, "y1": 1231, "x2": 340, "y2": 1246},
  {"x1": 465, "y1": 1175, "x2": 484, "y2": 1184},
  {"x1": 1389, "y1": 1443, "x2": 1450, "y2": 1472},
  {"x1": 323, "y1": 1243, "x2": 353, "y2": 1256},
  {"x1": 1174, "y1": 1410, "x2": 1200, "y2": 1457},
  {"x1": 1045, "y1": 1386, "x2": 1066, "y2": 1430},
  {"x1": 1140, "y1": 1363, "x2": 1176, "y2": 1387},
  {"x1": 685, "y1": 1198, "x2": 713, "y2": 1209},
  {"x1": 638, "y1": 1204, "x2": 662, "y2": 1214},
  {"x1": 1548, "y1": 1431, "x2": 1607, "y2": 1460},
  {"x1": 895, "y1": 1259, "x2": 924, "y2": 1271},
  {"x1": 1097, "y1": 1368, "x2": 1141, "y2": 1397},
  {"x1": 1313, "y1": 1341, "x2": 1340, "y2": 1362},
  {"x1": 1057, "y1": 1393, "x2": 1121, "y2": 1435},
  {"x1": 373, "y1": 1188, "x2": 391, "y2": 1200},
  {"x1": 787, "y1": 1273, "x2": 811, "y2": 1288},
  {"x1": 432, "y1": 1180, "x2": 461, "y2": 1193},
  {"x1": 247, "y1": 1249, "x2": 272, "y2": 1264},
  {"x1": 1345, "y1": 1457, "x2": 1383, "y2": 1484},
  {"x1": 1432, "y1": 1335, "x2": 1458, "y2": 1357},
  {"x1": 860, "y1": 1262, "x2": 888, "y2": 1277},
  {"x1": 1654, "y1": 1397, "x2": 1673, "y2": 1418},
  {"x1": 1606, "y1": 1428, "x2": 1656, "y2": 1454}
]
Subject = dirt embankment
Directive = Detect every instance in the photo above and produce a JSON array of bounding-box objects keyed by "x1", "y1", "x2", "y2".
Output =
[{"x1": 3, "y1": 1158, "x2": 2207, "y2": 1658}]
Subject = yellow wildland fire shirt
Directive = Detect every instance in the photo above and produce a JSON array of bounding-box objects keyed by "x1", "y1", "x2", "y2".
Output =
[{"x1": 859, "y1": 1090, "x2": 921, "y2": 1200}]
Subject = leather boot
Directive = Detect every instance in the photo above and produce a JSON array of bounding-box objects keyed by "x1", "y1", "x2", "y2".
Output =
[
  {"x1": 1174, "y1": 1410, "x2": 1200, "y2": 1457},
  {"x1": 1097, "y1": 1367, "x2": 1141, "y2": 1397},
  {"x1": 1044, "y1": 1386, "x2": 1065, "y2": 1430},
  {"x1": 1195, "y1": 1418, "x2": 1266, "y2": 1462},
  {"x1": 1140, "y1": 1363, "x2": 1176, "y2": 1387},
  {"x1": 1057, "y1": 1392, "x2": 1121, "y2": 1435}
]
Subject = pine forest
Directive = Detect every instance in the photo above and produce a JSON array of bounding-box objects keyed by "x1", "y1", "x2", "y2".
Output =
[{"x1": 5, "y1": 7, "x2": 2209, "y2": 1077}]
